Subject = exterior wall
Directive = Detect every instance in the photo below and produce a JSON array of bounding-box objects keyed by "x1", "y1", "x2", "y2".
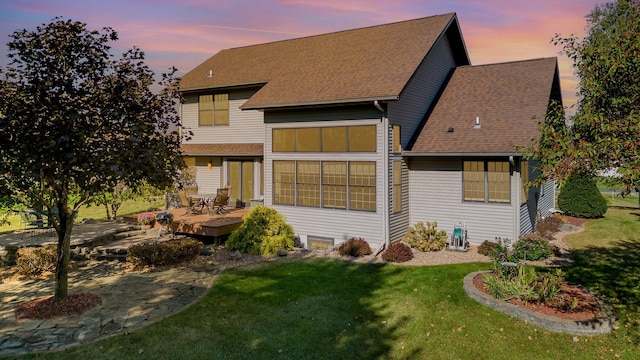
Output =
[
  {"x1": 182, "y1": 89, "x2": 264, "y2": 144},
  {"x1": 519, "y1": 160, "x2": 556, "y2": 236},
  {"x1": 194, "y1": 157, "x2": 222, "y2": 194},
  {"x1": 408, "y1": 158, "x2": 519, "y2": 244},
  {"x1": 264, "y1": 113, "x2": 387, "y2": 250},
  {"x1": 387, "y1": 34, "x2": 457, "y2": 150}
]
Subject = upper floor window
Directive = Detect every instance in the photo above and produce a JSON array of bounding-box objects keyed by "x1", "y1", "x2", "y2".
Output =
[
  {"x1": 463, "y1": 160, "x2": 510, "y2": 203},
  {"x1": 272, "y1": 125, "x2": 376, "y2": 152},
  {"x1": 198, "y1": 93, "x2": 229, "y2": 126}
]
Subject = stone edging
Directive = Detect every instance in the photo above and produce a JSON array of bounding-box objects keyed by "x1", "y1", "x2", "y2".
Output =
[{"x1": 463, "y1": 271, "x2": 616, "y2": 335}]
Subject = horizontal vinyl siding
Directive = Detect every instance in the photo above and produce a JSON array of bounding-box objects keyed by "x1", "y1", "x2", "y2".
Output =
[
  {"x1": 408, "y1": 158, "x2": 517, "y2": 244},
  {"x1": 195, "y1": 157, "x2": 222, "y2": 194},
  {"x1": 538, "y1": 180, "x2": 555, "y2": 218},
  {"x1": 389, "y1": 157, "x2": 409, "y2": 242},
  {"x1": 520, "y1": 203, "x2": 533, "y2": 235},
  {"x1": 387, "y1": 35, "x2": 456, "y2": 150},
  {"x1": 182, "y1": 90, "x2": 264, "y2": 144},
  {"x1": 264, "y1": 118, "x2": 386, "y2": 249}
]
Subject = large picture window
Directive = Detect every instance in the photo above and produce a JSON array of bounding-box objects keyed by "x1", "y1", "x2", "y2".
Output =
[
  {"x1": 463, "y1": 160, "x2": 510, "y2": 203},
  {"x1": 272, "y1": 125, "x2": 376, "y2": 153},
  {"x1": 273, "y1": 160, "x2": 375, "y2": 211}
]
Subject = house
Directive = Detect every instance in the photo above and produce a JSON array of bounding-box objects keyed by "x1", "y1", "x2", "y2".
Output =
[{"x1": 178, "y1": 13, "x2": 561, "y2": 251}]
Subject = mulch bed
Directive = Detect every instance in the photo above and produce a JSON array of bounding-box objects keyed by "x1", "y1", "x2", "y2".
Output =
[
  {"x1": 473, "y1": 272, "x2": 600, "y2": 321},
  {"x1": 14, "y1": 293, "x2": 102, "y2": 320}
]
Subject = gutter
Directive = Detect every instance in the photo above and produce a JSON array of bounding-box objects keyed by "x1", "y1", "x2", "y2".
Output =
[
  {"x1": 241, "y1": 96, "x2": 399, "y2": 111},
  {"x1": 402, "y1": 152, "x2": 523, "y2": 158}
]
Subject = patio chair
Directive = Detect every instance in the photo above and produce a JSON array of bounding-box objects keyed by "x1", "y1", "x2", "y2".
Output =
[
  {"x1": 210, "y1": 187, "x2": 230, "y2": 214},
  {"x1": 178, "y1": 190, "x2": 203, "y2": 216}
]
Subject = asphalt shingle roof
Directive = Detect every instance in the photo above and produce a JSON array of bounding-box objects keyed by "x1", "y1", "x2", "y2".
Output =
[
  {"x1": 180, "y1": 13, "x2": 467, "y2": 109},
  {"x1": 407, "y1": 57, "x2": 561, "y2": 155}
]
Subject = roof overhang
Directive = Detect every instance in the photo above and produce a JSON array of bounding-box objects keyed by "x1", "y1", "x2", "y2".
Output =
[
  {"x1": 240, "y1": 96, "x2": 399, "y2": 111},
  {"x1": 403, "y1": 152, "x2": 523, "y2": 157}
]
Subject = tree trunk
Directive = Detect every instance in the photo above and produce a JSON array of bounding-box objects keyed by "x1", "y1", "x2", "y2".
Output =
[{"x1": 54, "y1": 204, "x2": 76, "y2": 303}]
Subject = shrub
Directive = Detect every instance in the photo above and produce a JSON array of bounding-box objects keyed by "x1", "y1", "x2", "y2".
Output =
[
  {"x1": 477, "y1": 240, "x2": 497, "y2": 256},
  {"x1": 16, "y1": 245, "x2": 57, "y2": 276},
  {"x1": 513, "y1": 234, "x2": 556, "y2": 261},
  {"x1": 225, "y1": 206, "x2": 294, "y2": 256},
  {"x1": 489, "y1": 237, "x2": 519, "y2": 279},
  {"x1": 127, "y1": 238, "x2": 203, "y2": 267},
  {"x1": 557, "y1": 172, "x2": 607, "y2": 218},
  {"x1": 535, "y1": 215, "x2": 564, "y2": 240},
  {"x1": 403, "y1": 221, "x2": 448, "y2": 252},
  {"x1": 338, "y1": 237, "x2": 372, "y2": 257},
  {"x1": 381, "y1": 242, "x2": 413, "y2": 263}
]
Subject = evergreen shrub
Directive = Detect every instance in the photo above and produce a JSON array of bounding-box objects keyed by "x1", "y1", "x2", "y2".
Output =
[
  {"x1": 225, "y1": 206, "x2": 294, "y2": 256},
  {"x1": 557, "y1": 173, "x2": 607, "y2": 218},
  {"x1": 381, "y1": 242, "x2": 413, "y2": 263},
  {"x1": 338, "y1": 237, "x2": 372, "y2": 257},
  {"x1": 127, "y1": 238, "x2": 202, "y2": 266}
]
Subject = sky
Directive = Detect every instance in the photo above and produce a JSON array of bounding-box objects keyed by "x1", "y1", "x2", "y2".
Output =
[{"x1": 0, "y1": 0, "x2": 603, "y2": 110}]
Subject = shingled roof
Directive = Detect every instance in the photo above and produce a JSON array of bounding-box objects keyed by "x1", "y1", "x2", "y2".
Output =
[
  {"x1": 406, "y1": 57, "x2": 562, "y2": 155},
  {"x1": 180, "y1": 143, "x2": 263, "y2": 156},
  {"x1": 180, "y1": 13, "x2": 469, "y2": 110}
]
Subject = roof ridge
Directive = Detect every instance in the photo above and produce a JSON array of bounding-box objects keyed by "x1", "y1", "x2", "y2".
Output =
[
  {"x1": 457, "y1": 57, "x2": 556, "y2": 69},
  {"x1": 219, "y1": 13, "x2": 456, "y2": 53}
]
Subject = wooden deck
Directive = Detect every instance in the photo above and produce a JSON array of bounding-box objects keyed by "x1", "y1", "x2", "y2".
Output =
[{"x1": 126, "y1": 207, "x2": 250, "y2": 241}]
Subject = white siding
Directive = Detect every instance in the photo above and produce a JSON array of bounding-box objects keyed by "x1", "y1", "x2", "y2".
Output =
[
  {"x1": 182, "y1": 89, "x2": 264, "y2": 144},
  {"x1": 264, "y1": 119, "x2": 386, "y2": 250},
  {"x1": 387, "y1": 35, "x2": 457, "y2": 150},
  {"x1": 195, "y1": 157, "x2": 222, "y2": 194},
  {"x1": 408, "y1": 158, "x2": 518, "y2": 244}
]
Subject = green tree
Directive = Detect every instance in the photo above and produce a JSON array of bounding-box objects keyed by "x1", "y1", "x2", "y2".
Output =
[
  {"x1": 557, "y1": 172, "x2": 608, "y2": 218},
  {"x1": 528, "y1": 0, "x2": 640, "y2": 193},
  {"x1": 0, "y1": 18, "x2": 186, "y2": 302}
]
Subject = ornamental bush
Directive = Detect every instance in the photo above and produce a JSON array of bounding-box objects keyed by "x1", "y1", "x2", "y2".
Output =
[
  {"x1": 338, "y1": 237, "x2": 372, "y2": 257},
  {"x1": 557, "y1": 172, "x2": 607, "y2": 218},
  {"x1": 225, "y1": 206, "x2": 294, "y2": 256},
  {"x1": 127, "y1": 238, "x2": 202, "y2": 267},
  {"x1": 16, "y1": 245, "x2": 58, "y2": 276},
  {"x1": 403, "y1": 221, "x2": 448, "y2": 252},
  {"x1": 513, "y1": 234, "x2": 556, "y2": 261},
  {"x1": 534, "y1": 215, "x2": 564, "y2": 240},
  {"x1": 381, "y1": 242, "x2": 413, "y2": 263},
  {"x1": 477, "y1": 240, "x2": 497, "y2": 256}
]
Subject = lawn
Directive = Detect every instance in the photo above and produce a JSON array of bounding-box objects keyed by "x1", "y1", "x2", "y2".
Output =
[
  {"x1": 9, "y1": 204, "x2": 640, "y2": 359},
  {"x1": 0, "y1": 198, "x2": 164, "y2": 233}
]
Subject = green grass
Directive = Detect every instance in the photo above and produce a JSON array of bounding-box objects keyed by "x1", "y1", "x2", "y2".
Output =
[
  {"x1": 16, "y1": 258, "x2": 639, "y2": 359},
  {"x1": 8, "y1": 204, "x2": 640, "y2": 359},
  {"x1": 0, "y1": 198, "x2": 163, "y2": 233}
]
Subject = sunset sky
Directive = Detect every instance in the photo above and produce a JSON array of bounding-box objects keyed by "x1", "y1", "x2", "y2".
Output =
[{"x1": 0, "y1": 0, "x2": 603, "y2": 109}]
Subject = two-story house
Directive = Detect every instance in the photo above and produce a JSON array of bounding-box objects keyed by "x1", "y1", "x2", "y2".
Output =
[{"x1": 178, "y1": 13, "x2": 561, "y2": 251}]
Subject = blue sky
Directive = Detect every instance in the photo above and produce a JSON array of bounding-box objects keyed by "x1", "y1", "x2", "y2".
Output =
[{"x1": 0, "y1": 0, "x2": 602, "y2": 108}]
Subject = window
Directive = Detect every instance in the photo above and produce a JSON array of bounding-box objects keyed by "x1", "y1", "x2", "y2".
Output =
[
  {"x1": 273, "y1": 161, "x2": 295, "y2": 205},
  {"x1": 348, "y1": 126, "x2": 377, "y2": 152},
  {"x1": 272, "y1": 125, "x2": 376, "y2": 152},
  {"x1": 393, "y1": 160, "x2": 402, "y2": 213},
  {"x1": 296, "y1": 161, "x2": 320, "y2": 207},
  {"x1": 198, "y1": 95, "x2": 213, "y2": 126},
  {"x1": 392, "y1": 125, "x2": 401, "y2": 153},
  {"x1": 463, "y1": 160, "x2": 510, "y2": 203},
  {"x1": 213, "y1": 93, "x2": 229, "y2": 125},
  {"x1": 198, "y1": 93, "x2": 228, "y2": 126},
  {"x1": 349, "y1": 161, "x2": 376, "y2": 211},
  {"x1": 520, "y1": 160, "x2": 529, "y2": 204},
  {"x1": 322, "y1": 161, "x2": 347, "y2": 209},
  {"x1": 272, "y1": 160, "x2": 375, "y2": 211}
]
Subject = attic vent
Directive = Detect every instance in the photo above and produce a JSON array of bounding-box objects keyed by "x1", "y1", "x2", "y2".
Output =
[
  {"x1": 207, "y1": 70, "x2": 213, "y2": 78},
  {"x1": 474, "y1": 116, "x2": 481, "y2": 129},
  {"x1": 447, "y1": 127, "x2": 454, "y2": 133}
]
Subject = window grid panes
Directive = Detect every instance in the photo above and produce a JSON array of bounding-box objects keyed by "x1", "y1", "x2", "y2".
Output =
[
  {"x1": 198, "y1": 95, "x2": 213, "y2": 126},
  {"x1": 272, "y1": 125, "x2": 376, "y2": 153},
  {"x1": 463, "y1": 161, "x2": 510, "y2": 203},
  {"x1": 296, "y1": 161, "x2": 320, "y2": 207},
  {"x1": 213, "y1": 93, "x2": 229, "y2": 125},
  {"x1": 273, "y1": 161, "x2": 295, "y2": 205},
  {"x1": 392, "y1": 125, "x2": 401, "y2": 153},
  {"x1": 349, "y1": 161, "x2": 376, "y2": 211},
  {"x1": 322, "y1": 161, "x2": 347, "y2": 209},
  {"x1": 393, "y1": 160, "x2": 402, "y2": 213},
  {"x1": 520, "y1": 161, "x2": 529, "y2": 204}
]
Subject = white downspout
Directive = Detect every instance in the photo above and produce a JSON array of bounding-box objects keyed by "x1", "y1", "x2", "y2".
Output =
[{"x1": 375, "y1": 101, "x2": 390, "y2": 249}]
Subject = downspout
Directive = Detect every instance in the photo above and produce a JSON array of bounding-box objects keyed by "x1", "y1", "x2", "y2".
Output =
[
  {"x1": 375, "y1": 100, "x2": 391, "y2": 250},
  {"x1": 510, "y1": 156, "x2": 520, "y2": 241}
]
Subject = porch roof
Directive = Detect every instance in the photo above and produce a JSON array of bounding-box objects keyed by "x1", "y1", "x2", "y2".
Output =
[{"x1": 181, "y1": 143, "x2": 264, "y2": 156}]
